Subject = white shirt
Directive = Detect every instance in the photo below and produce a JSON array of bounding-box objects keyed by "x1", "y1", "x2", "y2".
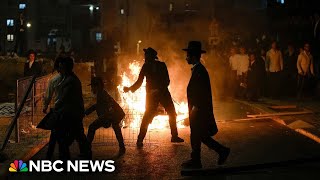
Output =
[
  {"x1": 29, "y1": 61, "x2": 34, "y2": 69},
  {"x1": 297, "y1": 51, "x2": 314, "y2": 75},
  {"x1": 229, "y1": 54, "x2": 239, "y2": 71},
  {"x1": 266, "y1": 49, "x2": 283, "y2": 72},
  {"x1": 236, "y1": 54, "x2": 249, "y2": 75}
]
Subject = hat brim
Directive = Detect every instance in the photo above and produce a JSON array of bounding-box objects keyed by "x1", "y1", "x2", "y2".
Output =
[{"x1": 182, "y1": 48, "x2": 206, "y2": 53}]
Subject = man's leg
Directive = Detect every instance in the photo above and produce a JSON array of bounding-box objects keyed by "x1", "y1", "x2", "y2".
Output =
[
  {"x1": 137, "y1": 93, "x2": 158, "y2": 146},
  {"x1": 46, "y1": 130, "x2": 57, "y2": 160},
  {"x1": 182, "y1": 123, "x2": 202, "y2": 168},
  {"x1": 202, "y1": 136, "x2": 230, "y2": 165},
  {"x1": 74, "y1": 121, "x2": 92, "y2": 159},
  {"x1": 297, "y1": 74, "x2": 305, "y2": 99},
  {"x1": 55, "y1": 128, "x2": 70, "y2": 161},
  {"x1": 160, "y1": 91, "x2": 184, "y2": 142},
  {"x1": 137, "y1": 110, "x2": 156, "y2": 146},
  {"x1": 87, "y1": 118, "x2": 105, "y2": 144},
  {"x1": 112, "y1": 121, "x2": 125, "y2": 155}
]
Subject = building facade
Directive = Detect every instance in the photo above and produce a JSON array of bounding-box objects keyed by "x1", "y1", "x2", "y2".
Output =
[{"x1": 0, "y1": 0, "x2": 101, "y2": 55}]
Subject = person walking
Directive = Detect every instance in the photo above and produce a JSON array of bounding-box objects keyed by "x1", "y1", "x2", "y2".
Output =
[{"x1": 181, "y1": 41, "x2": 230, "y2": 169}]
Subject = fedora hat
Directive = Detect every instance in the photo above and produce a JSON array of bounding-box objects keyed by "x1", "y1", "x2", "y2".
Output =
[
  {"x1": 143, "y1": 47, "x2": 158, "y2": 57},
  {"x1": 182, "y1": 41, "x2": 206, "y2": 53}
]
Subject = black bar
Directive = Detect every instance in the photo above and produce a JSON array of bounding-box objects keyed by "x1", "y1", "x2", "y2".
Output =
[{"x1": 181, "y1": 156, "x2": 320, "y2": 176}]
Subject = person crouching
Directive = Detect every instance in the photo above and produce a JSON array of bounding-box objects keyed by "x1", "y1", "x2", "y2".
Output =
[{"x1": 85, "y1": 77, "x2": 126, "y2": 156}]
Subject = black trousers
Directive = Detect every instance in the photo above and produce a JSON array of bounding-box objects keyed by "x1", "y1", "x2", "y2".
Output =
[
  {"x1": 55, "y1": 120, "x2": 91, "y2": 161},
  {"x1": 190, "y1": 118, "x2": 226, "y2": 161},
  {"x1": 137, "y1": 90, "x2": 178, "y2": 141},
  {"x1": 268, "y1": 72, "x2": 281, "y2": 98},
  {"x1": 87, "y1": 118, "x2": 124, "y2": 147},
  {"x1": 297, "y1": 74, "x2": 310, "y2": 98}
]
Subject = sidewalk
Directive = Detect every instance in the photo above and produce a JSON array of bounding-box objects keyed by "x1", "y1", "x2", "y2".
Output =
[{"x1": 238, "y1": 98, "x2": 320, "y2": 143}]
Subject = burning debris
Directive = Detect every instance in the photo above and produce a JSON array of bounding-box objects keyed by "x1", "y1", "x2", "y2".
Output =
[{"x1": 117, "y1": 61, "x2": 188, "y2": 129}]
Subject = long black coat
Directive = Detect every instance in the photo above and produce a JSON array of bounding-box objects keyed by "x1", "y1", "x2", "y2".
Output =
[
  {"x1": 55, "y1": 73, "x2": 85, "y2": 125},
  {"x1": 187, "y1": 63, "x2": 217, "y2": 136},
  {"x1": 247, "y1": 58, "x2": 265, "y2": 88},
  {"x1": 24, "y1": 61, "x2": 42, "y2": 77}
]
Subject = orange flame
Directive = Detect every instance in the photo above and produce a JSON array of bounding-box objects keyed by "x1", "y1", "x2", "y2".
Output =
[{"x1": 117, "y1": 61, "x2": 188, "y2": 129}]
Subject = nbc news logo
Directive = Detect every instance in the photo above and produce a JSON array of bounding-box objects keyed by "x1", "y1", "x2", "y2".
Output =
[
  {"x1": 9, "y1": 160, "x2": 28, "y2": 172},
  {"x1": 9, "y1": 160, "x2": 115, "y2": 173}
]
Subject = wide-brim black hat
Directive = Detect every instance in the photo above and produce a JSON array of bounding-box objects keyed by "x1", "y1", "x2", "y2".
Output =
[
  {"x1": 143, "y1": 47, "x2": 158, "y2": 57},
  {"x1": 182, "y1": 41, "x2": 206, "y2": 53}
]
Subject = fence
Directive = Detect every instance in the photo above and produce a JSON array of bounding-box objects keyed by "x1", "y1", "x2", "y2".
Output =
[
  {"x1": 88, "y1": 86, "x2": 152, "y2": 146},
  {"x1": 15, "y1": 74, "x2": 52, "y2": 143},
  {"x1": 14, "y1": 73, "x2": 152, "y2": 148}
]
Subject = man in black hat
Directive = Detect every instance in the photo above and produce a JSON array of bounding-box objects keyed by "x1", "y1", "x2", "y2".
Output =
[
  {"x1": 85, "y1": 77, "x2": 126, "y2": 156},
  {"x1": 54, "y1": 57, "x2": 92, "y2": 160},
  {"x1": 123, "y1": 47, "x2": 184, "y2": 147},
  {"x1": 182, "y1": 41, "x2": 230, "y2": 169}
]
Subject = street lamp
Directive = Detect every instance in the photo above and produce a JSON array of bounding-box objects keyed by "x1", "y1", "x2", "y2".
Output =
[
  {"x1": 137, "y1": 40, "x2": 142, "y2": 55},
  {"x1": 89, "y1": 5, "x2": 94, "y2": 11},
  {"x1": 26, "y1": 22, "x2": 31, "y2": 28}
]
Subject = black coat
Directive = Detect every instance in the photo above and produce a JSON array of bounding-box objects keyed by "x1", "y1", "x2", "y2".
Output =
[
  {"x1": 248, "y1": 58, "x2": 265, "y2": 88},
  {"x1": 24, "y1": 61, "x2": 42, "y2": 77},
  {"x1": 85, "y1": 90, "x2": 125, "y2": 123},
  {"x1": 130, "y1": 60, "x2": 170, "y2": 93},
  {"x1": 55, "y1": 73, "x2": 85, "y2": 124},
  {"x1": 187, "y1": 63, "x2": 217, "y2": 136}
]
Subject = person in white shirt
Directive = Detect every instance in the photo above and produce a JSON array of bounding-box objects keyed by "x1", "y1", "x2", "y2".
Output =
[
  {"x1": 266, "y1": 41, "x2": 283, "y2": 98},
  {"x1": 297, "y1": 43, "x2": 314, "y2": 98},
  {"x1": 229, "y1": 47, "x2": 239, "y2": 98}
]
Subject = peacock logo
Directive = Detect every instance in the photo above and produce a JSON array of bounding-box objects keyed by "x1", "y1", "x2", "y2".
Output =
[{"x1": 9, "y1": 160, "x2": 28, "y2": 172}]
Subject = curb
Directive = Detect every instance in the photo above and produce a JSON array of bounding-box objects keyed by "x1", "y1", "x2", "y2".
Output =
[{"x1": 236, "y1": 100, "x2": 320, "y2": 144}]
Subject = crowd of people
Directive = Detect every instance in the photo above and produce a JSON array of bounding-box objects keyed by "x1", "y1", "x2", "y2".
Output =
[{"x1": 224, "y1": 40, "x2": 317, "y2": 101}]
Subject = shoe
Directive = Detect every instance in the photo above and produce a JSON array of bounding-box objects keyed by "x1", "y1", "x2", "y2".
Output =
[
  {"x1": 218, "y1": 148, "x2": 230, "y2": 165},
  {"x1": 171, "y1": 136, "x2": 184, "y2": 143},
  {"x1": 136, "y1": 141, "x2": 143, "y2": 148},
  {"x1": 181, "y1": 159, "x2": 202, "y2": 169}
]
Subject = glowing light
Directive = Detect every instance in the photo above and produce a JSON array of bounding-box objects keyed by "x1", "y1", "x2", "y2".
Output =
[
  {"x1": 26, "y1": 23, "x2": 31, "y2": 28},
  {"x1": 117, "y1": 61, "x2": 188, "y2": 129}
]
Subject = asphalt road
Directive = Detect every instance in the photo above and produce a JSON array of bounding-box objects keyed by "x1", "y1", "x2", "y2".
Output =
[{"x1": 6, "y1": 100, "x2": 320, "y2": 179}]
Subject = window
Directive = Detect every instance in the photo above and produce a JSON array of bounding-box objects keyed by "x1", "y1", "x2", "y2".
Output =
[
  {"x1": 7, "y1": 19, "x2": 14, "y2": 26},
  {"x1": 19, "y1": 3, "x2": 26, "y2": 9},
  {"x1": 7, "y1": 34, "x2": 14, "y2": 42},
  {"x1": 169, "y1": 3, "x2": 174, "y2": 12},
  {"x1": 120, "y1": 9, "x2": 125, "y2": 15},
  {"x1": 96, "y1": 32, "x2": 102, "y2": 42},
  {"x1": 277, "y1": 0, "x2": 285, "y2": 4}
]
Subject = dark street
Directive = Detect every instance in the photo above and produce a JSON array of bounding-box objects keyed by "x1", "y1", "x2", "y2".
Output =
[{"x1": 6, "y1": 100, "x2": 320, "y2": 179}]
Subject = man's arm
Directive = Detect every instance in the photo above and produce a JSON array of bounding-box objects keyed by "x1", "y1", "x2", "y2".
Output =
[
  {"x1": 162, "y1": 63, "x2": 170, "y2": 87},
  {"x1": 84, "y1": 104, "x2": 97, "y2": 116},
  {"x1": 54, "y1": 78, "x2": 73, "y2": 110},
  {"x1": 297, "y1": 54, "x2": 303, "y2": 75},
  {"x1": 279, "y1": 51, "x2": 284, "y2": 71},
  {"x1": 265, "y1": 51, "x2": 270, "y2": 72},
  {"x1": 127, "y1": 64, "x2": 145, "y2": 92},
  {"x1": 43, "y1": 78, "x2": 55, "y2": 112},
  {"x1": 310, "y1": 56, "x2": 315, "y2": 75}
]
